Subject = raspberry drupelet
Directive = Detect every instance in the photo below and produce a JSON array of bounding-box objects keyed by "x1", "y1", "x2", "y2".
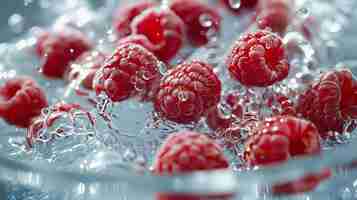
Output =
[
  {"x1": 297, "y1": 68, "x2": 357, "y2": 137},
  {"x1": 153, "y1": 131, "x2": 230, "y2": 200},
  {"x1": 93, "y1": 43, "x2": 162, "y2": 102},
  {"x1": 66, "y1": 51, "x2": 107, "y2": 90},
  {"x1": 132, "y1": 7, "x2": 185, "y2": 62},
  {"x1": 170, "y1": 0, "x2": 221, "y2": 46},
  {"x1": 36, "y1": 27, "x2": 92, "y2": 78},
  {"x1": 154, "y1": 60, "x2": 221, "y2": 124},
  {"x1": 0, "y1": 76, "x2": 48, "y2": 128},
  {"x1": 227, "y1": 30, "x2": 289, "y2": 87},
  {"x1": 256, "y1": 0, "x2": 293, "y2": 34},
  {"x1": 113, "y1": 1, "x2": 157, "y2": 38}
]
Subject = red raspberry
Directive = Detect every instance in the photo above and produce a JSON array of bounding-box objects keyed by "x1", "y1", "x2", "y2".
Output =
[
  {"x1": 256, "y1": 0, "x2": 293, "y2": 33},
  {"x1": 153, "y1": 131, "x2": 230, "y2": 200},
  {"x1": 112, "y1": 1, "x2": 156, "y2": 38},
  {"x1": 220, "y1": 0, "x2": 258, "y2": 13},
  {"x1": 170, "y1": 0, "x2": 221, "y2": 46},
  {"x1": 244, "y1": 116, "x2": 321, "y2": 166},
  {"x1": 154, "y1": 60, "x2": 221, "y2": 123},
  {"x1": 66, "y1": 51, "x2": 106, "y2": 90},
  {"x1": 132, "y1": 8, "x2": 185, "y2": 62},
  {"x1": 227, "y1": 30, "x2": 289, "y2": 87},
  {"x1": 0, "y1": 77, "x2": 48, "y2": 128},
  {"x1": 26, "y1": 102, "x2": 85, "y2": 147},
  {"x1": 297, "y1": 68, "x2": 357, "y2": 137},
  {"x1": 93, "y1": 43, "x2": 162, "y2": 102},
  {"x1": 36, "y1": 27, "x2": 92, "y2": 78}
]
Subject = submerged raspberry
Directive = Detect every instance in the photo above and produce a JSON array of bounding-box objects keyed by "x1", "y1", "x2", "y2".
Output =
[
  {"x1": 257, "y1": 0, "x2": 293, "y2": 33},
  {"x1": 227, "y1": 30, "x2": 289, "y2": 87},
  {"x1": 244, "y1": 116, "x2": 321, "y2": 166},
  {"x1": 117, "y1": 35, "x2": 159, "y2": 57},
  {"x1": 154, "y1": 60, "x2": 221, "y2": 123},
  {"x1": 112, "y1": 1, "x2": 156, "y2": 38},
  {"x1": 297, "y1": 68, "x2": 357, "y2": 137},
  {"x1": 93, "y1": 43, "x2": 162, "y2": 102},
  {"x1": 170, "y1": 0, "x2": 221, "y2": 46},
  {"x1": 0, "y1": 77, "x2": 48, "y2": 128},
  {"x1": 36, "y1": 27, "x2": 92, "y2": 78},
  {"x1": 132, "y1": 8, "x2": 185, "y2": 62},
  {"x1": 66, "y1": 51, "x2": 106, "y2": 90}
]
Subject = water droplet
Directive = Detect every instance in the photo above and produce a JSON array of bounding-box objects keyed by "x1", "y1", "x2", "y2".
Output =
[
  {"x1": 177, "y1": 91, "x2": 189, "y2": 102},
  {"x1": 158, "y1": 62, "x2": 167, "y2": 76},
  {"x1": 229, "y1": 0, "x2": 241, "y2": 10},
  {"x1": 199, "y1": 14, "x2": 214, "y2": 28},
  {"x1": 297, "y1": 7, "x2": 310, "y2": 19},
  {"x1": 8, "y1": 14, "x2": 24, "y2": 34},
  {"x1": 24, "y1": 0, "x2": 33, "y2": 6}
]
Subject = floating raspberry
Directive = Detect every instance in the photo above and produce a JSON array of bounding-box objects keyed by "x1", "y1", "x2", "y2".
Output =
[
  {"x1": 66, "y1": 51, "x2": 106, "y2": 90},
  {"x1": 0, "y1": 77, "x2": 48, "y2": 128},
  {"x1": 244, "y1": 116, "x2": 321, "y2": 166},
  {"x1": 113, "y1": 1, "x2": 156, "y2": 38},
  {"x1": 220, "y1": 0, "x2": 258, "y2": 13},
  {"x1": 227, "y1": 30, "x2": 289, "y2": 87},
  {"x1": 132, "y1": 8, "x2": 185, "y2": 62},
  {"x1": 36, "y1": 27, "x2": 92, "y2": 78},
  {"x1": 93, "y1": 43, "x2": 162, "y2": 102},
  {"x1": 154, "y1": 60, "x2": 221, "y2": 123},
  {"x1": 153, "y1": 131, "x2": 230, "y2": 200},
  {"x1": 170, "y1": 0, "x2": 221, "y2": 46},
  {"x1": 26, "y1": 102, "x2": 87, "y2": 147},
  {"x1": 256, "y1": 0, "x2": 293, "y2": 33},
  {"x1": 297, "y1": 68, "x2": 357, "y2": 137}
]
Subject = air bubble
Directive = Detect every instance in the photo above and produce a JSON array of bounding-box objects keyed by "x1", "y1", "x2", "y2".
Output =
[
  {"x1": 8, "y1": 14, "x2": 24, "y2": 34},
  {"x1": 297, "y1": 7, "x2": 310, "y2": 19},
  {"x1": 199, "y1": 14, "x2": 214, "y2": 28},
  {"x1": 229, "y1": 0, "x2": 241, "y2": 10}
]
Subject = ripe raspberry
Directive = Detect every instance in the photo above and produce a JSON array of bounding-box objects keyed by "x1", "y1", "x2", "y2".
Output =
[
  {"x1": 93, "y1": 43, "x2": 162, "y2": 102},
  {"x1": 113, "y1": 1, "x2": 156, "y2": 38},
  {"x1": 153, "y1": 131, "x2": 229, "y2": 200},
  {"x1": 36, "y1": 27, "x2": 92, "y2": 78},
  {"x1": 26, "y1": 102, "x2": 84, "y2": 147},
  {"x1": 297, "y1": 68, "x2": 357, "y2": 137},
  {"x1": 0, "y1": 77, "x2": 48, "y2": 128},
  {"x1": 66, "y1": 51, "x2": 106, "y2": 90},
  {"x1": 256, "y1": 0, "x2": 293, "y2": 33},
  {"x1": 132, "y1": 8, "x2": 185, "y2": 62},
  {"x1": 227, "y1": 30, "x2": 289, "y2": 87},
  {"x1": 244, "y1": 116, "x2": 321, "y2": 166},
  {"x1": 220, "y1": 0, "x2": 258, "y2": 13},
  {"x1": 170, "y1": 0, "x2": 221, "y2": 46},
  {"x1": 154, "y1": 60, "x2": 221, "y2": 123},
  {"x1": 153, "y1": 131, "x2": 229, "y2": 174}
]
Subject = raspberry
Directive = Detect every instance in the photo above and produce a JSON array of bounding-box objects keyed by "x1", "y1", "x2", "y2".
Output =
[
  {"x1": 170, "y1": 0, "x2": 221, "y2": 46},
  {"x1": 66, "y1": 51, "x2": 106, "y2": 90},
  {"x1": 220, "y1": 0, "x2": 258, "y2": 13},
  {"x1": 26, "y1": 102, "x2": 84, "y2": 147},
  {"x1": 243, "y1": 116, "x2": 321, "y2": 166},
  {"x1": 117, "y1": 35, "x2": 159, "y2": 57},
  {"x1": 93, "y1": 43, "x2": 162, "y2": 102},
  {"x1": 256, "y1": 0, "x2": 293, "y2": 33},
  {"x1": 227, "y1": 30, "x2": 289, "y2": 87},
  {"x1": 36, "y1": 27, "x2": 92, "y2": 78},
  {"x1": 153, "y1": 131, "x2": 229, "y2": 200},
  {"x1": 297, "y1": 68, "x2": 357, "y2": 137},
  {"x1": 154, "y1": 60, "x2": 221, "y2": 123},
  {"x1": 0, "y1": 77, "x2": 48, "y2": 128},
  {"x1": 113, "y1": 1, "x2": 156, "y2": 38},
  {"x1": 132, "y1": 8, "x2": 185, "y2": 62}
]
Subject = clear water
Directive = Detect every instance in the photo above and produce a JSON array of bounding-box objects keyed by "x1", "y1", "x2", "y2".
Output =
[{"x1": 0, "y1": 0, "x2": 357, "y2": 199}]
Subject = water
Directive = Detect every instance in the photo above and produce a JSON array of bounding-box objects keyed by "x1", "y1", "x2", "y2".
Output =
[{"x1": 0, "y1": 0, "x2": 357, "y2": 199}]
